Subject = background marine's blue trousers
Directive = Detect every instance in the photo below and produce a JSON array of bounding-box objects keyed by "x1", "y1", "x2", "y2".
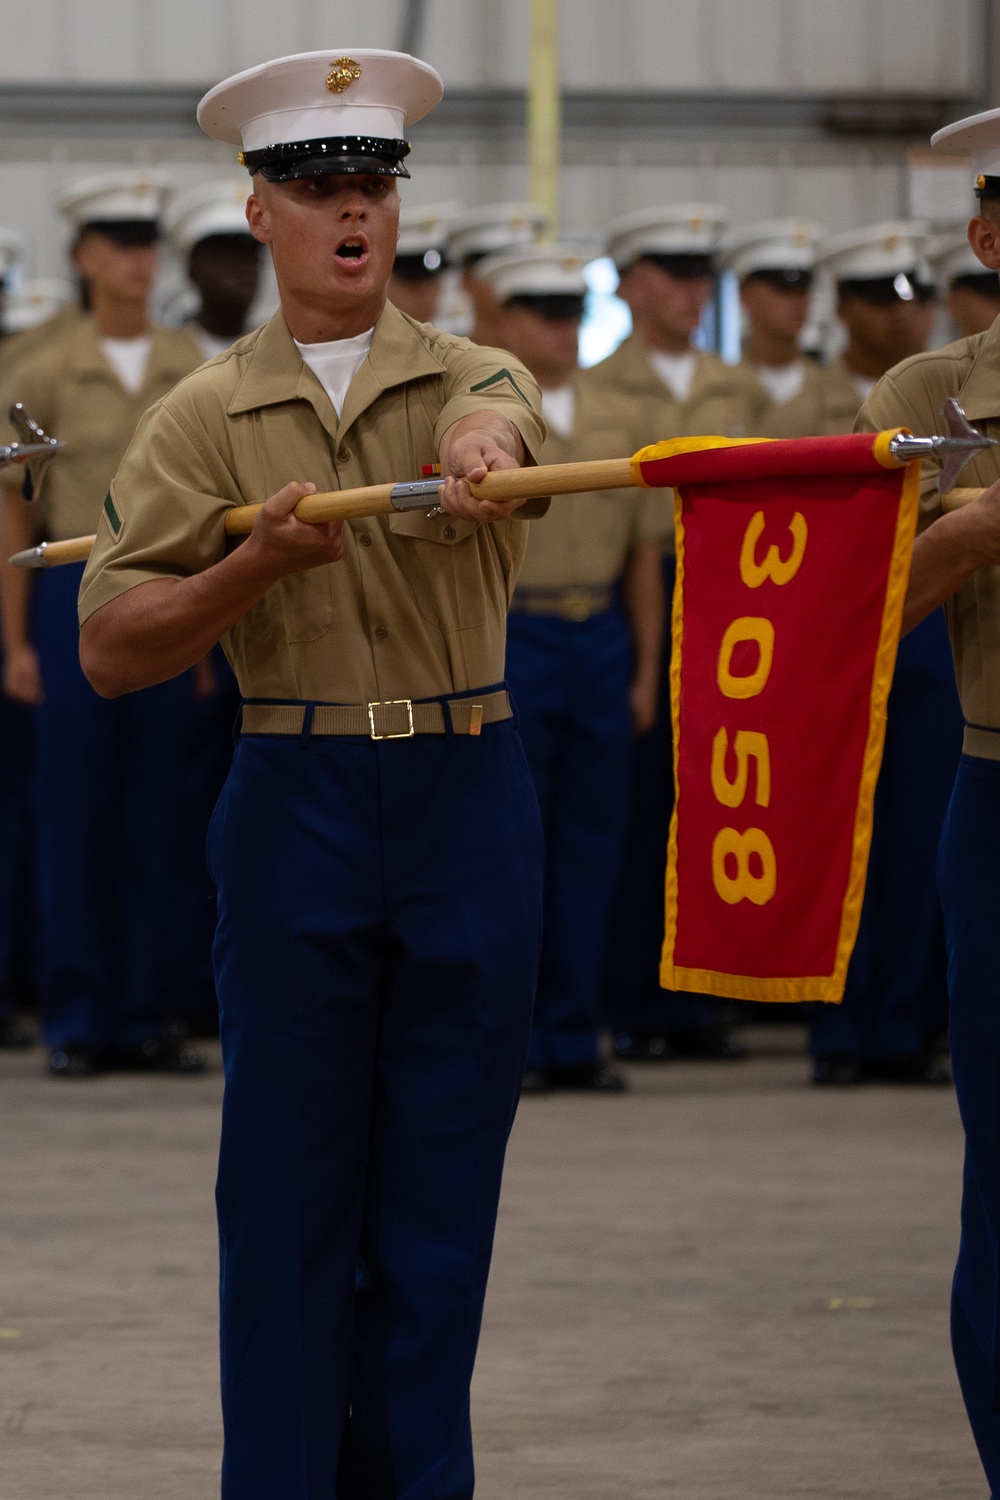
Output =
[
  {"x1": 30, "y1": 562, "x2": 196, "y2": 1051},
  {"x1": 809, "y1": 608, "x2": 962, "y2": 1062},
  {"x1": 505, "y1": 607, "x2": 632, "y2": 1070},
  {"x1": 209, "y1": 714, "x2": 543, "y2": 1500},
  {"x1": 939, "y1": 751, "x2": 1000, "y2": 1495},
  {"x1": 0, "y1": 678, "x2": 33, "y2": 1016}
]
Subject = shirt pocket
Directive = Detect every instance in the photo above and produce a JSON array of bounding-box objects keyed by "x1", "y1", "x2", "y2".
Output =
[
  {"x1": 278, "y1": 567, "x2": 336, "y2": 644},
  {"x1": 387, "y1": 510, "x2": 490, "y2": 629}
]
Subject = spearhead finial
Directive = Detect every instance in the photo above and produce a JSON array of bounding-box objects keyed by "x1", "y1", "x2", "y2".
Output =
[{"x1": 886, "y1": 401, "x2": 996, "y2": 491}]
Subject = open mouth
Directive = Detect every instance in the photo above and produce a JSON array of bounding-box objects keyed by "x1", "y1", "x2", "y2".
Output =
[{"x1": 335, "y1": 235, "x2": 369, "y2": 265}]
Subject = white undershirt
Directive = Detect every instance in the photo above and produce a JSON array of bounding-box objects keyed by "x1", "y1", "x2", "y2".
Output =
[
  {"x1": 294, "y1": 328, "x2": 375, "y2": 418},
  {"x1": 850, "y1": 371, "x2": 878, "y2": 402},
  {"x1": 648, "y1": 348, "x2": 698, "y2": 403},
  {"x1": 754, "y1": 360, "x2": 806, "y2": 406},
  {"x1": 100, "y1": 334, "x2": 152, "y2": 395},
  {"x1": 540, "y1": 383, "x2": 576, "y2": 439}
]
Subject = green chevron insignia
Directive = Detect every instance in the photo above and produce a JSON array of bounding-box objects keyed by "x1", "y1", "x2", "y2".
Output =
[
  {"x1": 103, "y1": 491, "x2": 123, "y2": 538},
  {"x1": 469, "y1": 367, "x2": 532, "y2": 407}
]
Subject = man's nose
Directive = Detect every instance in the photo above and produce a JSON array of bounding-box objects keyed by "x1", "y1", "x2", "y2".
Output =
[{"x1": 338, "y1": 195, "x2": 368, "y2": 218}]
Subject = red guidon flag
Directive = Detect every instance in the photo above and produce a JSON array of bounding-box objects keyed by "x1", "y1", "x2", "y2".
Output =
[{"x1": 630, "y1": 432, "x2": 920, "y2": 1004}]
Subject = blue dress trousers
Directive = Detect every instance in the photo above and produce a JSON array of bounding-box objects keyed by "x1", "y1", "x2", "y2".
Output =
[
  {"x1": 505, "y1": 606, "x2": 633, "y2": 1069},
  {"x1": 939, "y1": 749, "x2": 1000, "y2": 1496},
  {"x1": 30, "y1": 561, "x2": 197, "y2": 1051},
  {"x1": 809, "y1": 607, "x2": 962, "y2": 1062},
  {"x1": 209, "y1": 701, "x2": 543, "y2": 1499}
]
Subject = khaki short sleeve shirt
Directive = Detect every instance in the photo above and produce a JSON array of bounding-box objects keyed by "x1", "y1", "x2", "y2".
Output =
[
  {"x1": 0, "y1": 315, "x2": 202, "y2": 540},
  {"x1": 78, "y1": 304, "x2": 546, "y2": 704},
  {"x1": 515, "y1": 372, "x2": 672, "y2": 592},
  {"x1": 759, "y1": 358, "x2": 867, "y2": 439},
  {"x1": 856, "y1": 319, "x2": 1000, "y2": 731},
  {"x1": 579, "y1": 336, "x2": 770, "y2": 556}
]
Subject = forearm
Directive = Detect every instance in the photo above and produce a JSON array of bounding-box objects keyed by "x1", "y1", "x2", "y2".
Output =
[
  {"x1": 80, "y1": 537, "x2": 284, "y2": 697},
  {"x1": 624, "y1": 541, "x2": 665, "y2": 683},
  {"x1": 902, "y1": 507, "x2": 993, "y2": 635},
  {"x1": 1, "y1": 489, "x2": 34, "y2": 650}
]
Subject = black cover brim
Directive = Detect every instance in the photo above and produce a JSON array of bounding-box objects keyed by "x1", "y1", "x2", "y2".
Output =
[
  {"x1": 244, "y1": 136, "x2": 412, "y2": 183},
  {"x1": 256, "y1": 155, "x2": 410, "y2": 182}
]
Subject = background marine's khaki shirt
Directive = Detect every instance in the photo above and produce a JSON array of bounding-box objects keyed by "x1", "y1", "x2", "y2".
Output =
[
  {"x1": 0, "y1": 314, "x2": 202, "y2": 539},
  {"x1": 759, "y1": 357, "x2": 866, "y2": 439},
  {"x1": 581, "y1": 333, "x2": 771, "y2": 448},
  {"x1": 0, "y1": 302, "x2": 85, "y2": 381},
  {"x1": 79, "y1": 305, "x2": 546, "y2": 705},
  {"x1": 515, "y1": 373, "x2": 671, "y2": 593},
  {"x1": 857, "y1": 316, "x2": 1000, "y2": 736}
]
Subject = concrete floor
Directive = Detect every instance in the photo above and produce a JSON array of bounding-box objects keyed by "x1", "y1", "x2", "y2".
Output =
[{"x1": 0, "y1": 1025, "x2": 984, "y2": 1499}]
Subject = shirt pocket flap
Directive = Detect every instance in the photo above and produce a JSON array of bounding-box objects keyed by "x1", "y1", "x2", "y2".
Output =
[{"x1": 388, "y1": 511, "x2": 480, "y2": 545}]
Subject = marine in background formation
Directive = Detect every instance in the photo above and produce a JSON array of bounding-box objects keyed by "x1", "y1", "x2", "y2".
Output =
[
  {"x1": 482, "y1": 244, "x2": 670, "y2": 1093},
  {"x1": 862, "y1": 103, "x2": 1000, "y2": 1494},
  {"x1": 766, "y1": 224, "x2": 962, "y2": 1085},
  {"x1": 591, "y1": 204, "x2": 765, "y2": 1062},
  {"x1": 928, "y1": 227, "x2": 1000, "y2": 339},
  {"x1": 387, "y1": 200, "x2": 453, "y2": 323},
  {"x1": 445, "y1": 201, "x2": 548, "y2": 345},
  {"x1": 762, "y1": 222, "x2": 936, "y2": 439},
  {"x1": 0, "y1": 230, "x2": 39, "y2": 1047},
  {"x1": 165, "y1": 179, "x2": 265, "y2": 1032},
  {"x1": 165, "y1": 178, "x2": 263, "y2": 360},
  {"x1": 0, "y1": 171, "x2": 204, "y2": 1076},
  {"x1": 720, "y1": 218, "x2": 824, "y2": 416}
]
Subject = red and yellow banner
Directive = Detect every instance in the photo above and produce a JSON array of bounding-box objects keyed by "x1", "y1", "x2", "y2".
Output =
[{"x1": 635, "y1": 433, "x2": 920, "y2": 1004}]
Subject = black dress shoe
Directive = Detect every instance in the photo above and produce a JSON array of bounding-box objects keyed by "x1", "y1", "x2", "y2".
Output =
[
  {"x1": 863, "y1": 1054, "x2": 953, "y2": 1086},
  {"x1": 549, "y1": 1062, "x2": 627, "y2": 1092},
  {"x1": 613, "y1": 1030, "x2": 670, "y2": 1062},
  {"x1": 0, "y1": 1014, "x2": 35, "y2": 1048},
  {"x1": 669, "y1": 1025, "x2": 748, "y2": 1061},
  {"x1": 812, "y1": 1052, "x2": 863, "y2": 1085},
  {"x1": 48, "y1": 1043, "x2": 102, "y2": 1078},
  {"x1": 521, "y1": 1066, "x2": 554, "y2": 1094},
  {"x1": 111, "y1": 1037, "x2": 205, "y2": 1074}
]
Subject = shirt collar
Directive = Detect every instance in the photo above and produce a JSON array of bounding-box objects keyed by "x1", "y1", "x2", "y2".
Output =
[
  {"x1": 228, "y1": 301, "x2": 446, "y2": 440},
  {"x1": 953, "y1": 315, "x2": 1000, "y2": 422}
]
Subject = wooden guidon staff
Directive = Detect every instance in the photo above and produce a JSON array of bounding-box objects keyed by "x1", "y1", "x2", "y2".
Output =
[{"x1": 7, "y1": 426, "x2": 995, "y2": 570}]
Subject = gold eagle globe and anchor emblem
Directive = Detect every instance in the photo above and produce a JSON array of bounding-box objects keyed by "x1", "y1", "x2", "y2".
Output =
[{"x1": 327, "y1": 57, "x2": 363, "y2": 94}]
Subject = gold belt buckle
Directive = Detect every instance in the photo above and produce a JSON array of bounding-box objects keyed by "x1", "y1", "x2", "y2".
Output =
[
  {"x1": 368, "y1": 698, "x2": 415, "y2": 740},
  {"x1": 561, "y1": 589, "x2": 593, "y2": 622}
]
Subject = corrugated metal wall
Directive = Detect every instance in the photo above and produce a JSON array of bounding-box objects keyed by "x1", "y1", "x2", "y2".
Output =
[
  {"x1": 0, "y1": 0, "x2": 990, "y2": 282},
  {"x1": 0, "y1": 0, "x2": 984, "y2": 93}
]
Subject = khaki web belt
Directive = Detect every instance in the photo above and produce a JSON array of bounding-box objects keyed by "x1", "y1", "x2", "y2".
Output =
[
  {"x1": 963, "y1": 724, "x2": 1000, "y2": 762},
  {"x1": 241, "y1": 689, "x2": 512, "y2": 741},
  {"x1": 509, "y1": 584, "x2": 614, "y2": 621}
]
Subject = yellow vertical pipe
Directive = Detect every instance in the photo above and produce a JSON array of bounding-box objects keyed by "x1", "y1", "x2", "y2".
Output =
[{"x1": 528, "y1": 0, "x2": 560, "y2": 240}]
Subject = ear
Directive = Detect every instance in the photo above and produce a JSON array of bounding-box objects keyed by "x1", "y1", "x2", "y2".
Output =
[
  {"x1": 968, "y1": 213, "x2": 1000, "y2": 272},
  {"x1": 245, "y1": 183, "x2": 272, "y2": 247},
  {"x1": 71, "y1": 234, "x2": 94, "y2": 276}
]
